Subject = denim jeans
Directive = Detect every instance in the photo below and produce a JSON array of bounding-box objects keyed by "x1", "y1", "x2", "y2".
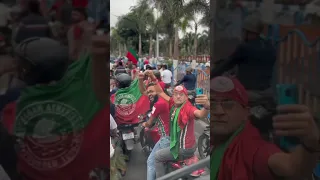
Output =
[
  {"x1": 155, "y1": 146, "x2": 196, "y2": 178},
  {"x1": 147, "y1": 136, "x2": 170, "y2": 180}
]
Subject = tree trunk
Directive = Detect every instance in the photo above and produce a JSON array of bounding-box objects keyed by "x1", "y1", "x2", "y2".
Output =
[
  {"x1": 138, "y1": 33, "x2": 142, "y2": 56},
  {"x1": 169, "y1": 39, "x2": 173, "y2": 58},
  {"x1": 149, "y1": 35, "x2": 153, "y2": 57},
  {"x1": 173, "y1": 28, "x2": 179, "y2": 59},
  {"x1": 118, "y1": 42, "x2": 121, "y2": 57},
  {"x1": 124, "y1": 43, "x2": 127, "y2": 56},
  {"x1": 193, "y1": 23, "x2": 198, "y2": 57}
]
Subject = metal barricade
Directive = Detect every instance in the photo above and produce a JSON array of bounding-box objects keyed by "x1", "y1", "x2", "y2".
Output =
[{"x1": 156, "y1": 156, "x2": 210, "y2": 180}]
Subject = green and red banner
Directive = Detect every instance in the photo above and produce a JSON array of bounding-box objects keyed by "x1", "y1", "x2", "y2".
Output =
[
  {"x1": 126, "y1": 49, "x2": 138, "y2": 65},
  {"x1": 110, "y1": 79, "x2": 150, "y2": 123},
  {"x1": 3, "y1": 54, "x2": 109, "y2": 180}
]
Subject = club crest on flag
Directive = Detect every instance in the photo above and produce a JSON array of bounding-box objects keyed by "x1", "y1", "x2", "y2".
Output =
[
  {"x1": 15, "y1": 101, "x2": 84, "y2": 170},
  {"x1": 115, "y1": 93, "x2": 137, "y2": 116}
]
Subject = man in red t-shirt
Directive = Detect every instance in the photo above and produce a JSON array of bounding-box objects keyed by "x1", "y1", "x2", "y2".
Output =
[
  {"x1": 143, "y1": 70, "x2": 210, "y2": 178},
  {"x1": 138, "y1": 72, "x2": 170, "y2": 180},
  {"x1": 210, "y1": 76, "x2": 320, "y2": 180}
]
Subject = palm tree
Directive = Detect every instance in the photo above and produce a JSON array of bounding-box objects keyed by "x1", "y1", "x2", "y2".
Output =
[
  {"x1": 185, "y1": 0, "x2": 210, "y2": 57},
  {"x1": 111, "y1": 27, "x2": 123, "y2": 56},
  {"x1": 130, "y1": 0, "x2": 154, "y2": 56}
]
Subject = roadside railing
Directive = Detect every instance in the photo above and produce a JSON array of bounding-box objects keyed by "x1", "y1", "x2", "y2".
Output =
[{"x1": 156, "y1": 156, "x2": 210, "y2": 180}]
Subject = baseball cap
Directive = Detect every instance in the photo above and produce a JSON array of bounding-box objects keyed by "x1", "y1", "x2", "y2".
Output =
[{"x1": 211, "y1": 76, "x2": 248, "y2": 106}]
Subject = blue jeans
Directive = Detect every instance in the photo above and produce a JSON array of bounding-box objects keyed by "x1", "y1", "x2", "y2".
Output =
[{"x1": 147, "y1": 136, "x2": 170, "y2": 180}]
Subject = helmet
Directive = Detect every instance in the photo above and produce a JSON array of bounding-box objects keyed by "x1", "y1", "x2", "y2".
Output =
[
  {"x1": 115, "y1": 73, "x2": 132, "y2": 89},
  {"x1": 15, "y1": 37, "x2": 68, "y2": 84},
  {"x1": 144, "y1": 60, "x2": 149, "y2": 65},
  {"x1": 205, "y1": 62, "x2": 210, "y2": 67},
  {"x1": 242, "y1": 16, "x2": 264, "y2": 34}
]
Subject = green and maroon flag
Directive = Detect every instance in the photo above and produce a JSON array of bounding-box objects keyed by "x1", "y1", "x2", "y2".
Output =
[
  {"x1": 11, "y1": 54, "x2": 109, "y2": 180},
  {"x1": 126, "y1": 48, "x2": 138, "y2": 65},
  {"x1": 110, "y1": 79, "x2": 149, "y2": 124}
]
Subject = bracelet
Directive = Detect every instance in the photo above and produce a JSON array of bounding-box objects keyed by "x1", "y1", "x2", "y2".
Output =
[{"x1": 301, "y1": 142, "x2": 320, "y2": 153}]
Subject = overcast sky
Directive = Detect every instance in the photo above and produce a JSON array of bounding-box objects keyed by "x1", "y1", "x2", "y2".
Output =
[{"x1": 110, "y1": 0, "x2": 208, "y2": 37}]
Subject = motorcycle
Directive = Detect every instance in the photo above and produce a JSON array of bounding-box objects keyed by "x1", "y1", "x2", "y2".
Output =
[
  {"x1": 198, "y1": 114, "x2": 210, "y2": 159},
  {"x1": 138, "y1": 112, "x2": 206, "y2": 179},
  {"x1": 117, "y1": 122, "x2": 141, "y2": 161},
  {"x1": 138, "y1": 111, "x2": 160, "y2": 156}
]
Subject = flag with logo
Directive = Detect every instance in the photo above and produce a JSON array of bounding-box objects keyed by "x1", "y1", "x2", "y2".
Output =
[
  {"x1": 110, "y1": 79, "x2": 150, "y2": 124},
  {"x1": 126, "y1": 49, "x2": 138, "y2": 65},
  {"x1": 7, "y1": 54, "x2": 109, "y2": 180}
]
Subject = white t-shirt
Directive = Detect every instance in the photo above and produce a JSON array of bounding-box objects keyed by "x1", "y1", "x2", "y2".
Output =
[
  {"x1": 110, "y1": 114, "x2": 117, "y2": 130},
  {"x1": 161, "y1": 69, "x2": 172, "y2": 84}
]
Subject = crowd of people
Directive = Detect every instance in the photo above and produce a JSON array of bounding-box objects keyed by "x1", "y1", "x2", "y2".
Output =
[
  {"x1": 109, "y1": 49, "x2": 212, "y2": 180},
  {"x1": 0, "y1": 0, "x2": 110, "y2": 179}
]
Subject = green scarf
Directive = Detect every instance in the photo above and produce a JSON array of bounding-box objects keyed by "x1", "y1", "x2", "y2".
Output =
[
  {"x1": 211, "y1": 124, "x2": 245, "y2": 180},
  {"x1": 169, "y1": 103, "x2": 185, "y2": 159}
]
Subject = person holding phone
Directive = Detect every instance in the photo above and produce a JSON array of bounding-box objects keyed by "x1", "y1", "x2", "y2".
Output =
[
  {"x1": 210, "y1": 76, "x2": 320, "y2": 180},
  {"x1": 143, "y1": 70, "x2": 210, "y2": 178}
]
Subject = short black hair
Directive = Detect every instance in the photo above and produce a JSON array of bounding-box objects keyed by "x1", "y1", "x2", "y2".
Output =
[
  {"x1": 146, "y1": 65, "x2": 152, "y2": 70},
  {"x1": 118, "y1": 61, "x2": 123, "y2": 66},
  {"x1": 28, "y1": 0, "x2": 41, "y2": 14},
  {"x1": 147, "y1": 82, "x2": 156, "y2": 88},
  {"x1": 162, "y1": 64, "x2": 167, "y2": 69}
]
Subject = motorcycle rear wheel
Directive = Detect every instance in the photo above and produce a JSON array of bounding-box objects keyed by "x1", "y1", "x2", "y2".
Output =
[{"x1": 198, "y1": 134, "x2": 210, "y2": 159}]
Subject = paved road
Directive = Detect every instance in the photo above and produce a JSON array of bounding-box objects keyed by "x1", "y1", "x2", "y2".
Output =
[{"x1": 123, "y1": 120, "x2": 209, "y2": 180}]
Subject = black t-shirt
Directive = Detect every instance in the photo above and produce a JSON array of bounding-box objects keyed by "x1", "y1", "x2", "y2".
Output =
[{"x1": 230, "y1": 38, "x2": 276, "y2": 91}]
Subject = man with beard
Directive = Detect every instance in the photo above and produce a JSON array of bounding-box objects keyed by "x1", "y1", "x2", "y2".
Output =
[
  {"x1": 143, "y1": 70, "x2": 210, "y2": 178},
  {"x1": 138, "y1": 72, "x2": 170, "y2": 180}
]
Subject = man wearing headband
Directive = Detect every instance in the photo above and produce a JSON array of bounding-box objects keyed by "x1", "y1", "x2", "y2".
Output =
[
  {"x1": 211, "y1": 76, "x2": 320, "y2": 180},
  {"x1": 143, "y1": 70, "x2": 210, "y2": 178}
]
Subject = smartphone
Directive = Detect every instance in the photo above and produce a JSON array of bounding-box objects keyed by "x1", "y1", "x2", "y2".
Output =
[
  {"x1": 195, "y1": 88, "x2": 203, "y2": 109},
  {"x1": 276, "y1": 84, "x2": 300, "y2": 151},
  {"x1": 196, "y1": 88, "x2": 203, "y2": 96}
]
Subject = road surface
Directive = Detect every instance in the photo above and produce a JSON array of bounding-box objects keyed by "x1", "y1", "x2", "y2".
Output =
[{"x1": 123, "y1": 120, "x2": 209, "y2": 180}]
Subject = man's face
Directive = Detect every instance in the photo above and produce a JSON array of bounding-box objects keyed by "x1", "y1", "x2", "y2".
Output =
[
  {"x1": 146, "y1": 85, "x2": 157, "y2": 102},
  {"x1": 210, "y1": 96, "x2": 248, "y2": 136},
  {"x1": 173, "y1": 91, "x2": 187, "y2": 105}
]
